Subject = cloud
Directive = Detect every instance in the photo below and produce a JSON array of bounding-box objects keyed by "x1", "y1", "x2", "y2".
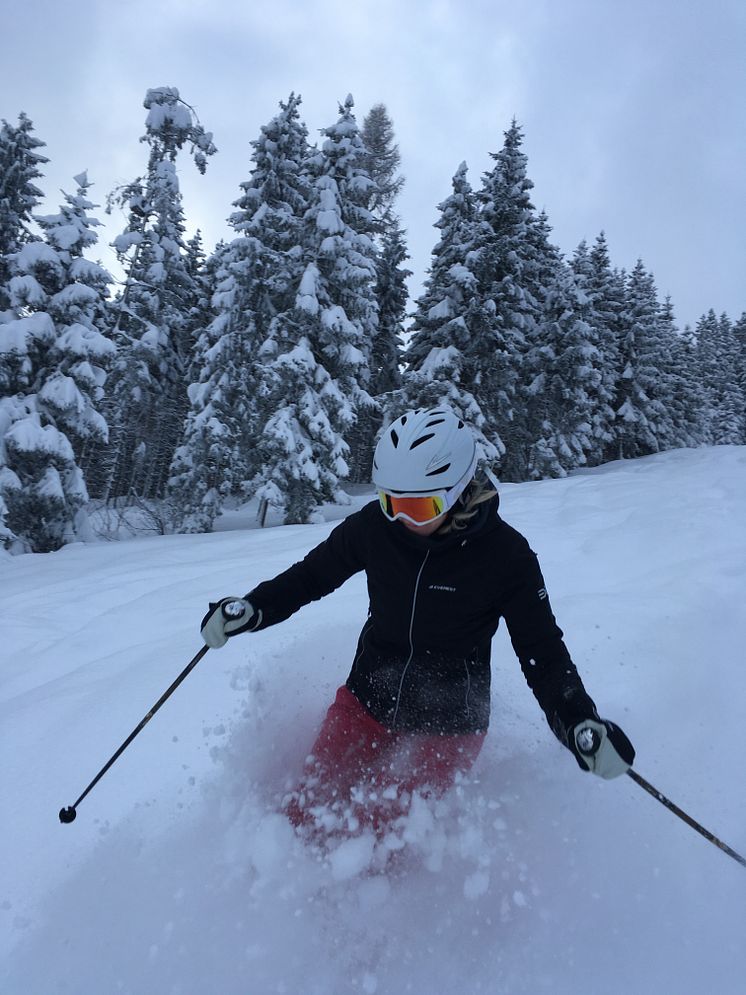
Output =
[{"x1": 2, "y1": 0, "x2": 743, "y2": 326}]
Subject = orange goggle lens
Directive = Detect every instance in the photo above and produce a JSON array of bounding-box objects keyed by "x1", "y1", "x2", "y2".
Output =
[{"x1": 378, "y1": 491, "x2": 446, "y2": 525}]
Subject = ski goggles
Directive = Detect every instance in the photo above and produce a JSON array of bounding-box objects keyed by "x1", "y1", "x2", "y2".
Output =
[
  {"x1": 377, "y1": 447, "x2": 480, "y2": 526},
  {"x1": 377, "y1": 490, "x2": 452, "y2": 525}
]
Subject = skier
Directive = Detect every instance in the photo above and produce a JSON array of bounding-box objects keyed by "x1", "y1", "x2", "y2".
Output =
[{"x1": 201, "y1": 407, "x2": 634, "y2": 842}]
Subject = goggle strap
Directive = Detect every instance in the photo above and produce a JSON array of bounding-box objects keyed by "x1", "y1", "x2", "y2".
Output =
[{"x1": 484, "y1": 464, "x2": 500, "y2": 491}]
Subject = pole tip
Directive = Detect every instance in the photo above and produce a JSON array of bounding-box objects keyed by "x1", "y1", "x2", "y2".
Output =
[{"x1": 59, "y1": 806, "x2": 77, "y2": 824}]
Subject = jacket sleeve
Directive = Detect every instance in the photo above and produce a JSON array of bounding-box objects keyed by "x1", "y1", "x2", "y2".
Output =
[
  {"x1": 500, "y1": 545, "x2": 599, "y2": 746},
  {"x1": 245, "y1": 510, "x2": 368, "y2": 630}
]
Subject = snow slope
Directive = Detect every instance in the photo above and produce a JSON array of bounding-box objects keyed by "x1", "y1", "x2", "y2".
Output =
[{"x1": 1, "y1": 447, "x2": 745, "y2": 994}]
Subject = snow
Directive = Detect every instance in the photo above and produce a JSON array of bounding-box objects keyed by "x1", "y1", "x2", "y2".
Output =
[
  {"x1": 8, "y1": 274, "x2": 47, "y2": 307},
  {"x1": 4, "y1": 416, "x2": 75, "y2": 461},
  {"x1": 50, "y1": 283, "x2": 98, "y2": 307},
  {"x1": 46, "y1": 223, "x2": 84, "y2": 251},
  {"x1": 36, "y1": 465, "x2": 65, "y2": 501},
  {"x1": 68, "y1": 258, "x2": 110, "y2": 284},
  {"x1": 15, "y1": 241, "x2": 62, "y2": 269},
  {"x1": 1, "y1": 447, "x2": 745, "y2": 994},
  {"x1": 56, "y1": 323, "x2": 116, "y2": 360},
  {"x1": 143, "y1": 88, "x2": 193, "y2": 136},
  {"x1": 419, "y1": 344, "x2": 461, "y2": 377},
  {"x1": 296, "y1": 263, "x2": 320, "y2": 315},
  {"x1": 427, "y1": 296, "x2": 453, "y2": 321},
  {"x1": 39, "y1": 374, "x2": 86, "y2": 415},
  {"x1": 0, "y1": 314, "x2": 55, "y2": 355}
]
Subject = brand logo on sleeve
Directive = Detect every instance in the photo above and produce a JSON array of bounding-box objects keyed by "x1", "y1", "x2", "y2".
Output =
[
  {"x1": 538, "y1": 588, "x2": 547, "y2": 600},
  {"x1": 429, "y1": 584, "x2": 457, "y2": 593}
]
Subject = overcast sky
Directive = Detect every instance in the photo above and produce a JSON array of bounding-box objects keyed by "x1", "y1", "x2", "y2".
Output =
[{"x1": 2, "y1": 0, "x2": 744, "y2": 328}]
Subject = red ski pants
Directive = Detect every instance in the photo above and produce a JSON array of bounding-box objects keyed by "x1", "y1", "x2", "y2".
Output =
[{"x1": 284, "y1": 685, "x2": 486, "y2": 840}]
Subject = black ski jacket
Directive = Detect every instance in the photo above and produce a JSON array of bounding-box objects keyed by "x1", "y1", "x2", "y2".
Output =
[{"x1": 247, "y1": 495, "x2": 598, "y2": 739}]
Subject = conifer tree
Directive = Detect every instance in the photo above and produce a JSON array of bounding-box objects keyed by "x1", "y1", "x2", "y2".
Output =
[
  {"x1": 734, "y1": 312, "x2": 746, "y2": 441},
  {"x1": 614, "y1": 260, "x2": 674, "y2": 458},
  {"x1": 471, "y1": 120, "x2": 543, "y2": 478},
  {"x1": 183, "y1": 230, "x2": 214, "y2": 356},
  {"x1": 696, "y1": 310, "x2": 744, "y2": 444},
  {"x1": 104, "y1": 87, "x2": 216, "y2": 503},
  {"x1": 361, "y1": 103, "x2": 405, "y2": 232},
  {"x1": 675, "y1": 321, "x2": 709, "y2": 445},
  {"x1": 35, "y1": 174, "x2": 115, "y2": 471},
  {"x1": 248, "y1": 95, "x2": 380, "y2": 521},
  {"x1": 571, "y1": 234, "x2": 620, "y2": 463},
  {"x1": 360, "y1": 103, "x2": 407, "y2": 459},
  {"x1": 372, "y1": 219, "x2": 409, "y2": 398},
  {"x1": 0, "y1": 173, "x2": 114, "y2": 551},
  {"x1": 524, "y1": 217, "x2": 600, "y2": 478},
  {"x1": 0, "y1": 113, "x2": 48, "y2": 313},
  {"x1": 170, "y1": 93, "x2": 315, "y2": 529},
  {"x1": 298, "y1": 94, "x2": 379, "y2": 488},
  {"x1": 657, "y1": 298, "x2": 702, "y2": 449},
  {"x1": 405, "y1": 161, "x2": 499, "y2": 460}
]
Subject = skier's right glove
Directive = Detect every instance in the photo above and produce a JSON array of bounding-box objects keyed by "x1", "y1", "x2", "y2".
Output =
[{"x1": 200, "y1": 597, "x2": 261, "y2": 648}]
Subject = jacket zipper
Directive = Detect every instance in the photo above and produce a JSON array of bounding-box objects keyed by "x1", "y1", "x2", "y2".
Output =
[
  {"x1": 391, "y1": 550, "x2": 430, "y2": 728},
  {"x1": 463, "y1": 657, "x2": 472, "y2": 721},
  {"x1": 350, "y1": 616, "x2": 372, "y2": 675}
]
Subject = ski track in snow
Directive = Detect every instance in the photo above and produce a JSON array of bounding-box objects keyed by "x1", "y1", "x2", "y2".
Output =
[{"x1": 1, "y1": 448, "x2": 745, "y2": 994}]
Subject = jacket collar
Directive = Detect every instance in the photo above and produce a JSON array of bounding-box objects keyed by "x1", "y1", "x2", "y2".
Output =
[{"x1": 390, "y1": 492, "x2": 501, "y2": 553}]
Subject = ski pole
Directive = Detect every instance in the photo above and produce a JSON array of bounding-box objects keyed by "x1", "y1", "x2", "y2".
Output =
[
  {"x1": 626, "y1": 768, "x2": 746, "y2": 869},
  {"x1": 59, "y1": 644, "x2": 210, "y2": 824},
  {"x1": 576, "y1": 727, "x2": 745, "y2": 869}
]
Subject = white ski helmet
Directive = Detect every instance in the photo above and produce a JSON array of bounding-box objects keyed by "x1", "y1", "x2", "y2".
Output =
[{"x1": 372, "y1": 407, "x2": 477, "y2": 496}]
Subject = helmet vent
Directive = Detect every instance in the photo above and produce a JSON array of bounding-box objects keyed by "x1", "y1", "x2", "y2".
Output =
[
  {"x1": 390, "y1": 428, "x2": 400, "y2": 448},
  {"x1": 426, "y1": 463, "x2": 451, "y2": 476},
  {"x1": 410, "y1": 432, "x2": 435, "y2": 449},
  {"x1": 425, "y1": 418, "x2": 445, "y2": 428}
]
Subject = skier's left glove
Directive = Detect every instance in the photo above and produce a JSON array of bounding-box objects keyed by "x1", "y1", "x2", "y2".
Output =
[
  {"x1": 201, "y1": 597, "x2": 261, "y2": 648},
  {"x1": 571, "y1": 718, "x2": 635, "y2": 779}
]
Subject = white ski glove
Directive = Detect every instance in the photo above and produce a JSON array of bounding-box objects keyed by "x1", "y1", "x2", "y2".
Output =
[
  {"x1": 200, "y1": 597, "x2": 260, "y2": 649},
  {"x1": 572, "y1": 718, "x2": 635, "y2": 780}
]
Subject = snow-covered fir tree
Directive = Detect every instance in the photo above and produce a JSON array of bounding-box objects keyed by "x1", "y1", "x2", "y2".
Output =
[
  {"x1": 272, "y1": 96, "x2": 378, "y2": 498},
  {"x1": 359, "y1": 103, "x2": 407, "y2": 460},
  {"x1": 361, "y1": 103, "x2": 405, "y2": 233},
  {"x1": 672, "y1": 320, "x2": 708, "y2": 444},
  {"x1": 570, "y1": 234, "x2": 619, "y2": 463},
  {"x1": 34, "y1": 173, "x2": 115, "y2": 477},
  {"x1": 470, "y1": 120, "x2": 544, "y2": 478},
  {"x1": 523, "y1": 216, "x2": 600, "y2": 479},
  {"x1": 0, "y1": 173, "x2": 114, "y2": 552},
  {"x1": 696, "y1": 309, "x2": 744, "y2": 444},
  {"x1": 182, "y1": 230, "x2": 214, "y2": 354},
  {"x1": 656, "y1": 298, "x2": 703, "y2": 450},
  {"x1": 0, "y1": 113, "x2": 48, "y2": 314},
  {"x1": 169, "y1": 93, "x2": 313, "y2": 530},
  {"x1": 613, "y1": 260, "x2": 676, "y2": 458},
  {"x1": 734, "y1": 312, "x2": 746, "y2": 438},
  {"x1": 166, "y1": 269, "x2": 250, "y2": 532},
  {"x1": 404, "y1": 161, "x2": 500, "y2": 460},
  {"x1": 406, "y1": 162, "x2": 475, "y2": 372},
  {"x1": 104, "y1": 86, "x2": 216, "y2": 503},
  {"x1": 372, "y1": 219, "x2": 409, "y2": 398}
]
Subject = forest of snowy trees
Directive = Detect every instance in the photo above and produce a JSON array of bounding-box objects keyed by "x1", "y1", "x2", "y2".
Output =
[{"x1": 1, "y1": 87, "x2": 744, "y2": 553}]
